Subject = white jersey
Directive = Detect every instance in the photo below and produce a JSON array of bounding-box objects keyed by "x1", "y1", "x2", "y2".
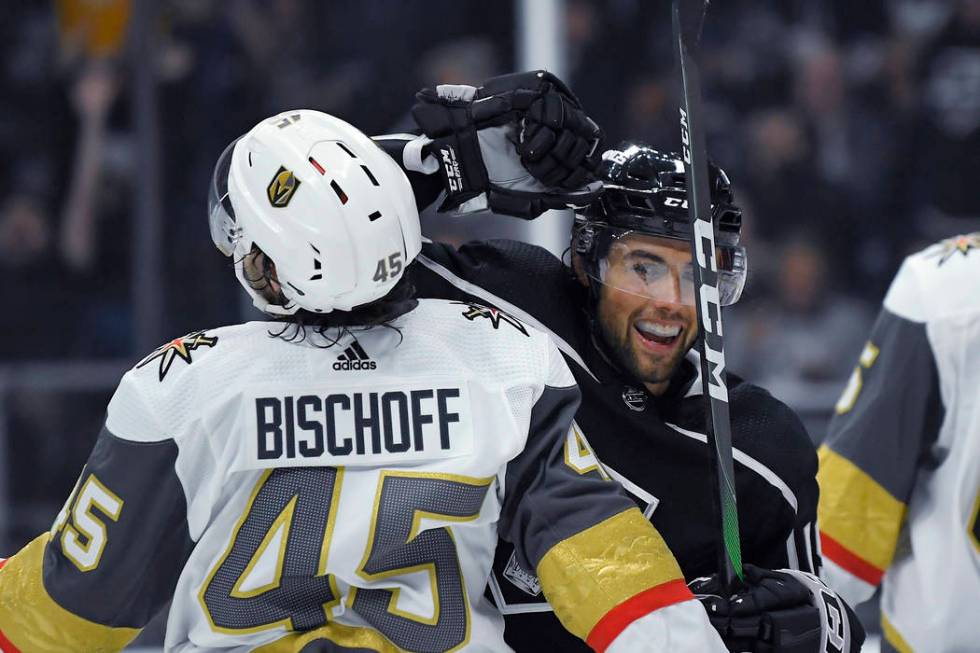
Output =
[
  {"x1": 818, "y1": 233, "x2": 980, "y2": 652},
  {"x1": 0, "y1": 298, "x2": 722, "y2": 653}
]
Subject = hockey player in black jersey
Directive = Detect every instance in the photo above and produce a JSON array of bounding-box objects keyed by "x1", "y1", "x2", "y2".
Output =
[{"x1": 376, "y1": 71, "x2": 865, "y2": 653}]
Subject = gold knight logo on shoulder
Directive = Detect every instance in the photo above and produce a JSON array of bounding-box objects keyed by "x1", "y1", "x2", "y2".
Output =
[
  {"x1": 137, "y1": 331, "x2": 218, "y2": 381},
  {"x1": 926, "y1": 232, "x2": 980, "y2": 266},
  {"x1": 267, "y1": 166, "x2": 301, "y2": 207}
]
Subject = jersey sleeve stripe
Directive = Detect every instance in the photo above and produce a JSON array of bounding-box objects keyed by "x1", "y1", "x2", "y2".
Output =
[
  {"x1": 585, "y1": 579, "x2": 693, "y2": 652},
  {"x1": 0, "y1": 628, "x2": 21, "y2": 653},
  {"x1": 0, "y1": 534, "x2": 140, "y2": 652},
  {"x1": 819, "y1": 531, "x2": 884, "y2": 586},
  {"x1": 535, "y1": 508, "x2": 687, "y2": 642},
  {"x1": 807, "y1": 521, "x2": 822, "y2": 573},
  {"x1": 881, "y1": 613, "x2": 915, "y2": 653},
  {"x1": 817, "y1": 445, "x2": 905, "y2": 572},
  {"x1": 785, "y1": 535, "x2": 800, "y2": 570}
]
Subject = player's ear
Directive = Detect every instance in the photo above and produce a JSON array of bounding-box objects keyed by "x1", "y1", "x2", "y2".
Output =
[
  {"x1": 243, "y1": 245, "x2": 283, "y2": 303},
  {"x1": 570, "y1": 251, "x2": 591, "y2": 288}
]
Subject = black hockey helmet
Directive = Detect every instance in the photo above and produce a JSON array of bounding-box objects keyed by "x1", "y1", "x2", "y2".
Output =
[{"x1": 574, "y1": 143, "x2": 747, "y2": 306}]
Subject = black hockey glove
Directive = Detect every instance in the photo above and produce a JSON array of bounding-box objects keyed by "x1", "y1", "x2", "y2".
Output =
[
  {"x1": 411, "y1": 70, "x2": 603, "y2": 219},
  {"x1": 689, "y1": 565, "x2": 865, "y2": 653}
]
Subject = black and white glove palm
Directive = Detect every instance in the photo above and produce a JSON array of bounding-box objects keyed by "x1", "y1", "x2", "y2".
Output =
[
  {"x1": 689, "y1": 565, "x2": 865, "y2": 653},
  {"x1": 410, "y1": 70, "x2": 603, "y2": 219}
]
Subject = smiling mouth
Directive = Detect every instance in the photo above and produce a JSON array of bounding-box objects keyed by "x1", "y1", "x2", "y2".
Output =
[{"x1": 633, "y1": 320, "x2": 683, "y2": 348}]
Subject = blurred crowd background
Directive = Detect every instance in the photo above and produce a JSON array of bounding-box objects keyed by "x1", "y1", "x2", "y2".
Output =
[{"x1": 2, "y1": 0, "x2": 978, "y2": 647}]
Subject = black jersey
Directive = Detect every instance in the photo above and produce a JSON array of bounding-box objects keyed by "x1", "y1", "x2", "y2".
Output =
[{"x1": 410, "y1": 238, "x2": 821, "y2": 652}]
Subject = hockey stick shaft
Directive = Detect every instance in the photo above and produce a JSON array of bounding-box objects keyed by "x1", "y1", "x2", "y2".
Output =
[{"x1": 672, "y1": 0, "x2": 744, "y2": 587}]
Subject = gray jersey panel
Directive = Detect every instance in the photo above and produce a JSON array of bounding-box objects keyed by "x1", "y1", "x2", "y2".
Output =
[
  {"x1": 498, "y1": 383, "x2": 636, "y2": 573},
  {"x1": 825, "y1": 307, "x2": 944, "y2": 500},
  {"x1": 43, "y1": 426, "x2": 193, "y2": 629}
]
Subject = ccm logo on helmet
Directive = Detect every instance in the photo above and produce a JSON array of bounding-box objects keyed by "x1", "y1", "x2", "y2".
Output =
[{"x1": 267, "y1": 165, "x2": 301, "y2": 207}]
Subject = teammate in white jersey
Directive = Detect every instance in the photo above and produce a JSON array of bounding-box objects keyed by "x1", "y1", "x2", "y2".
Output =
[
  {"x1": 0, "y1": 110, "x2": 727, "y2": 652},
  {"x1": 817, "y1": 233, "x2": 980, "y2": 652}
]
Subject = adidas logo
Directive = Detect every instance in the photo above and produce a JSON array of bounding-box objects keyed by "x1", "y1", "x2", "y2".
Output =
[{"x1": 333, "y1": 340, "x2": 376, "y2": 370}]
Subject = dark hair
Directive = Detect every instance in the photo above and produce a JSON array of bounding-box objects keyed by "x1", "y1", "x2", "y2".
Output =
[
  {"x1": 246, "y1": 244, "x2": 417, "y2": 347},
  {"x1": 269, "y1": 275, "x2": 416, "y2": 347}
]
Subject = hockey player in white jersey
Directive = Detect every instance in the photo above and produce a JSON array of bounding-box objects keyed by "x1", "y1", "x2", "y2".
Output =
[
  {"x1": 817, "y1": 233, "x2": 980, "y2": 652},
  {"x1": 0, "y1": 110, "x2": 727, "y2": 652}
]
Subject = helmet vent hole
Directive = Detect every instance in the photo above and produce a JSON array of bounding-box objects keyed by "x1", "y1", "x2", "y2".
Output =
[
  {"x1": 248, "y1": 152, "x2": 253, "y2": 167},
  {"x1": 337, "y1": 142, "x2": 357, "y2": 158},
  {"x1": 360, "y1": 165, "x2": 379, "y2": 186},
  {"x1": 368, "y1": 211, "x2": 382, "y2": 222},
  {"x1": 309, "y1": 243, "x2": 323, "y2": 281},
  {"x1": 309, "y1": 157, "x2": 326, "y2": 175},
  {"x1": 330, "y1": 180, "x2": 349, "y2": 204}
]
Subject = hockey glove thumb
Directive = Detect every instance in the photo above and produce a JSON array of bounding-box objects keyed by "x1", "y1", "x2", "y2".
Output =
[
  {"x1": 689, "y1": 564, "x2": 863, "y2": 653},
  {"x1": 411, "y1": 70, "x2": 603, "y2": 219}
]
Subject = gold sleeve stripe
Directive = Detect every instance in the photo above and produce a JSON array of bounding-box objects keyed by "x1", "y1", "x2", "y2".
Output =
[
  {"x1": 0, "y1": 533, "x2": 139, "y2": 653},
  {"x1": 881, "y1": 613, "x2": 915, "y2": 653},
  {"x1": 817, "y1": 445, "x2": 906, "y2": 572},
  {"x1": 536, "y1": 508, "x2": 686, "y2": 641}
]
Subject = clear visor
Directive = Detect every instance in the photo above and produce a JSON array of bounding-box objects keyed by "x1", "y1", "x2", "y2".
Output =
[
  {"x1": 590, "y1": 228, "x2": 747, "y2": 307},
  {"x1": 208, "y1": 138, "x2": 243, "y2": 257}
]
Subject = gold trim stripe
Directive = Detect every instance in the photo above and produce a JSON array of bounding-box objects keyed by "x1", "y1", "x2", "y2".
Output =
[
  {"x1": 881, "y1": 613, "x2": 914, "y2": 653},
  {"x1": 817, "y1": 445, "x2": 906, "y2": 571},
  {"x1": 0, "y1": 533, "x2": 139, "y2": 652},
  {"x1": 536, "y1": 508, "x2": 684, "y2": 640},
  {"x1": 969, "y1": 485, "x2": 980, "y2": 554}
]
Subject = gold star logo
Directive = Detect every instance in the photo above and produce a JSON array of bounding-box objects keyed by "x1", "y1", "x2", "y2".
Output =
[
  {"x1": 927, "y1": 232, "x2": 980, "y2": 266},
  {"x1": 136, "y1": 331, "x2": 218, "y2": 381},
  {"x1": 454, "y1": 302, "x2": 529, "y2": 336}
]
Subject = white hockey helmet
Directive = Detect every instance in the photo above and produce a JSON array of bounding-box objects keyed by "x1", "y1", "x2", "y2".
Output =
[{"x1": 208, "y1": 109, "x2": 422, "y2": 315}]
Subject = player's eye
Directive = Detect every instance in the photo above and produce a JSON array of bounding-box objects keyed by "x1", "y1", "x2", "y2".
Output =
[
  {"x1": 631, "y1": 261, "x2": 668, "y2": 282},
  {"x1": 681, "y1": 263, "x2": 695, "y2": 284}
]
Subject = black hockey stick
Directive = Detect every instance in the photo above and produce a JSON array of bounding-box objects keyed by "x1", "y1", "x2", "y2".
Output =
[{"x1": 672, "y1": 0, "x2": 744, "y2": 588}]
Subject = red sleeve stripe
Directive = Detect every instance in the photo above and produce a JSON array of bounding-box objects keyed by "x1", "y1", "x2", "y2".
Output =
[
  {"x1": 820, "y1": 531, "x2": 884, "y2": 586},
  {"x1": 0, "y1": 559, "x2": 6, "y2": 570},
  {"x1": 0, "y1": 629, "x2": 22, "y2": 653},
  {"x1": 586, "y1": 578, "x2": 694, "y2": 653}
]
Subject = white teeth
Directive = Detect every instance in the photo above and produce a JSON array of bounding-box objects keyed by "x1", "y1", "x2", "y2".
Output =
[{"x1": 636, "y1": 321, "x2": 681, "y2": 338}]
